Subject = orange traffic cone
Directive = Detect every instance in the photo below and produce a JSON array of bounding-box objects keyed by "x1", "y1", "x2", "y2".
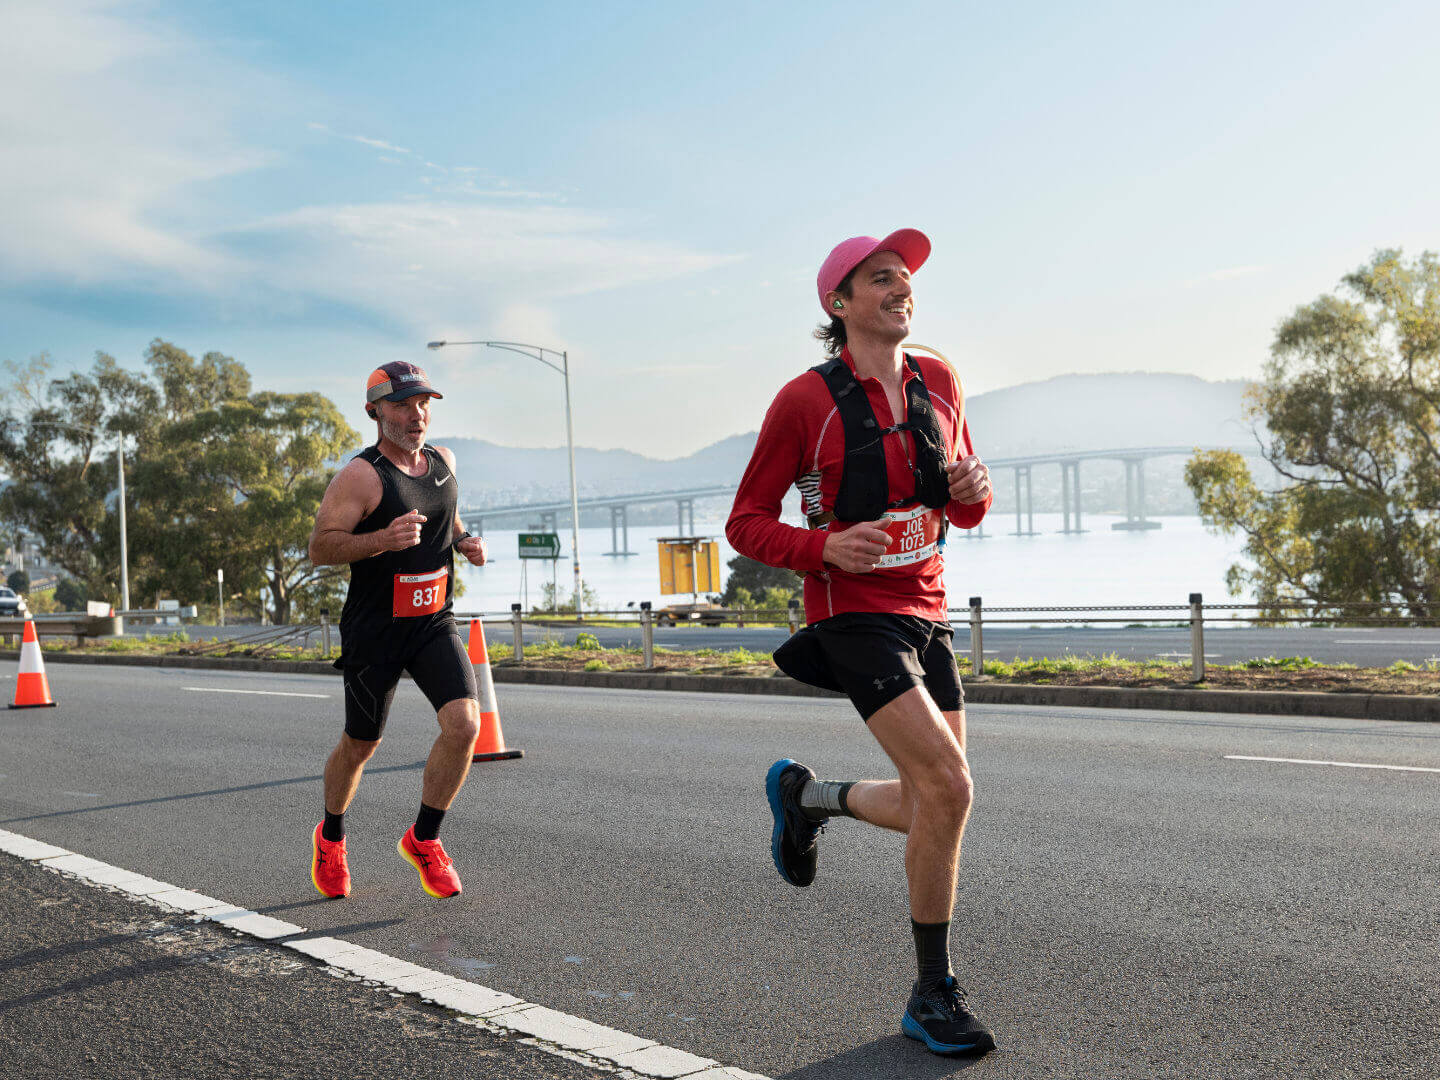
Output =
[
  {"x1": 11, "y1": 617, "x2": 56, "y2": 709},
  {"x1": 467, "y1": 619, "x2": 522, "y2": 761}
]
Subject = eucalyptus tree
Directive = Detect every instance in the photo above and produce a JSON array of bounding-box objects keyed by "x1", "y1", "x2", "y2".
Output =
[{"x1": 1187, "y1": 249, "x2": 1439, "y2": 617}]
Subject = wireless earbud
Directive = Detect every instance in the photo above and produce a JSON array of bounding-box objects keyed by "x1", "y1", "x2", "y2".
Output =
[
  {"x1": 832, "y1": 299, "x2": 844, "y2": 311},
  {"x1": 366, "y1": 405, "x2": 378, "y2": 419}
]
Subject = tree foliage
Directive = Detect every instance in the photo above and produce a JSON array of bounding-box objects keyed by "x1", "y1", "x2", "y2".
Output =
[
  {"x1": 1186, "y1": 249, "x2": 1439, "y2": 617},
  {"x1": 720, "y1": 554, "x2": 799, "y2": 608},
  {"x1": 0, "y1": 341, "x2": 360, "y2": 622}
]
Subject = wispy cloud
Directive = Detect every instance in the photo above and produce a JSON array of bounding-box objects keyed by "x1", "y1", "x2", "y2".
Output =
[
  {"x1": 0, "y1": 0, "x2": 269, "y2": 286},
  {"x1": 307, "y1": 122, "x2": 412, "y2": 156},
  {"x1": 0, "y1": 0, "x2": 733, "y2": 340},
  {"x1": 221, "y1": 201, "x2": 739, "y2": 329}
]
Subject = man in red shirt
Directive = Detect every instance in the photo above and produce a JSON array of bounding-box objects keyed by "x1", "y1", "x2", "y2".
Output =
[{"x1": 726, "y1": 229, "x2": 996, "y2": 1056}]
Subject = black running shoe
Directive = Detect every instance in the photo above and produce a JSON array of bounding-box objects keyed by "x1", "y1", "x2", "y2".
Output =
[
  {"x1": 901, "y1": 976, "x2": 996, "y2": 1056},
  {"x1": 765, "y1": 758, "x2": 822, "y2": 887}
]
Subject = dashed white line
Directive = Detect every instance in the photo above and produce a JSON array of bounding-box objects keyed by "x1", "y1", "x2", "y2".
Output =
[
  {"x1": 183, "y1": 687, "x2": 330, "y2": 699},
  {"x1": 0, "y1": 826, "x2": 767, "y2": 1080},
  {"x1": 1226, "y1": 755, "x2": 1440, "y2": 774}
]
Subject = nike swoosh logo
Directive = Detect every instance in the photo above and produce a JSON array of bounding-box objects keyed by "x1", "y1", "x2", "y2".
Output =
[{"x1": 434, "y1": 474, "x2": 451, "y2": 486}]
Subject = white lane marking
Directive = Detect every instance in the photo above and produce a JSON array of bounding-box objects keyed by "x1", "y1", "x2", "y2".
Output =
[
  {"x1": 1226, "y1": 755, "x2": 1440, "y2": 774},
  {"x1": 183, "y1": 687, "x2": 330, "y2": 699},
  {"x1": 1333, "y1": 640, "x2": 1437, "y2": 645},
  {"x1": 0, "y1": 826, "x2": 768, "y2": 1080}
]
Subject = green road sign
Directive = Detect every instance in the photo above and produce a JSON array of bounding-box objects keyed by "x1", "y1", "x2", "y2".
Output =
[{"x1": 518, "y1": 532, "x2": 561, "y2": 560}]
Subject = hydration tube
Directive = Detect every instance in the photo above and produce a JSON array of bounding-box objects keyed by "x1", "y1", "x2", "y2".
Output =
[{"x1": 902, "y1": 342, "x2": 964, "y2": 554}]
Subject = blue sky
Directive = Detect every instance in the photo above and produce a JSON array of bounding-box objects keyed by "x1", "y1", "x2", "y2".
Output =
[{"x1": 4, "y1": 0, "x2": 1439, "y2": 456}]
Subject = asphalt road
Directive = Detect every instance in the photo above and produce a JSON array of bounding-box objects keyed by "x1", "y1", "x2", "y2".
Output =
[
  {"x1": 176, "y1": 621, "x2": 1440, "y2": 667},
  {"x1": 0, "y1": 855, "x2": 597, "y2": 1080},
  {"x1": 3, "y1": 666, "x2": 1438, "y2": 1078}
]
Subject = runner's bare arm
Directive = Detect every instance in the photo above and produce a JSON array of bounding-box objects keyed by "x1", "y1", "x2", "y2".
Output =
[
  {"x1": 308, "y1": 459, "x2": 427, "y2": 566},
  {"x1": 434, "y1": 447, "x2": 466, "y2": 543},
  {"x1": 434, "y1": 445, "x2": 488, "y2": 566}
]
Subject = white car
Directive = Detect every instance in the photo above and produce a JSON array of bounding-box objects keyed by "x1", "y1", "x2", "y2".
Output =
[{"x1": 0, "y1": 587, "x2": 28, "y2": 616}]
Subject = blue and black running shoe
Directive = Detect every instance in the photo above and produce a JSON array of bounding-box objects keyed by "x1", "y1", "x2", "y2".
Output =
[
  {"x1": 765, "y1": 758, "x2": 822, "y2": 887},
  {"x1": 902, "y1": 976, "x2": 996, "y2": 1056}
]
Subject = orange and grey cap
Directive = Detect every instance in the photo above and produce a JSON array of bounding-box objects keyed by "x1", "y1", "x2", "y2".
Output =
[{"x1": 365, "y1": 361, "x2": 443, "y2": 407}]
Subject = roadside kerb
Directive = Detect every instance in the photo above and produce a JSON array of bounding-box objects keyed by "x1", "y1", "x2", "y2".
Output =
[
  {"x1": 8, "y1": 649, "x2": 1437, "y2": 722},
  {"x1": 0, "y1": 827, "x2": 767, "y2": 1080}
]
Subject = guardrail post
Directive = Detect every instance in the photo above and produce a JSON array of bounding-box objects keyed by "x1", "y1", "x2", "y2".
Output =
[
  {"x1": 1189, "y1": 592, "x2": 1204, "y2": 681},
  {"x1": 511, "y1": 603, "x2": 524, "y2": 664},
  {"x1": 320, "y1": 608, "x2": 332, "y2": 659},
  {"x1": 787, "y1": 598, "x2": 800, "y2": 635},
  {"x1": 969, "y1": 596, "x2": 984, "y2": 677},
  {"x1": 640, "y1": 601, "x2": 654, "y2": 669}
]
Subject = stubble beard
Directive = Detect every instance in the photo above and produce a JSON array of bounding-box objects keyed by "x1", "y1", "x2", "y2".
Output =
[{"x1": 380, "y1": 417, "x2": 425, "y2": 453}]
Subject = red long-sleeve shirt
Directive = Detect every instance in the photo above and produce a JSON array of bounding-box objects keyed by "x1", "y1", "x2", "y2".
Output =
[{"x1": 726, "y1": 348, "x2": 990, "y2": 623}]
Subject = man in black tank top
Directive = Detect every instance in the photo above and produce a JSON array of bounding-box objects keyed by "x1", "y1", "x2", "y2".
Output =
[{"x1": 306, "y1": 361, "x2": 490, "y2": 900}]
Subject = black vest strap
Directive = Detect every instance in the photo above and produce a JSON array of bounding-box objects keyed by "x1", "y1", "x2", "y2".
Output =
[{"x1": 810, "y1": 355, "x2": 952, "y2": 524}]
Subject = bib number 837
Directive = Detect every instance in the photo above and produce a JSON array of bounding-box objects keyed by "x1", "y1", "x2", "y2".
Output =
[{"x1": 394, "y1": 568, "x2": 449, "y2": 618}]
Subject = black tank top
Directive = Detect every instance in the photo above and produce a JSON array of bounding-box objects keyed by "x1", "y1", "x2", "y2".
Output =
[{"x1": 337, "y1": 444, "x2": 458, "y2": 666}]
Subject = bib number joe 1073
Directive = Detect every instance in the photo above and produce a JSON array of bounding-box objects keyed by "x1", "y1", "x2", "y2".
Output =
[
  {"x1": 393, "y1": 567, "x2": 449, "y2": 618},
  {"x1": 874, "y1": 505, "x2": 943, "y2": 569}
]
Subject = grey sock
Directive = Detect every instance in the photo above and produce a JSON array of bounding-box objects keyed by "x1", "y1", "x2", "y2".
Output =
[{"x1": 799, "y1": 779, "x2": 856, "y2": 822}]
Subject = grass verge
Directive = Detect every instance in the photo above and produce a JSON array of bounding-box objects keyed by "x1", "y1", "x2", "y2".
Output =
[{"x1": 21, "y1": 634, "x2": 1440, "y2": 696}]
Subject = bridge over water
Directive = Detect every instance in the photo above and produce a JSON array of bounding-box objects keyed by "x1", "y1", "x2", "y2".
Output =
[{"x1": 459, "y1": 445, "x2": 1257, "y2": 555}]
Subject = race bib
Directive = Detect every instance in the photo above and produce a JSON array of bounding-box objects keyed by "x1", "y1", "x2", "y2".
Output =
[
  {"x1": 393, "y1": 567, "x2": 449, "y2": 618},
  {"x1": 875, "y1": 505, "x2": 943, "y2": 569}
]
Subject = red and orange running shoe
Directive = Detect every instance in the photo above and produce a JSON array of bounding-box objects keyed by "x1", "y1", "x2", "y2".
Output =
[
  {"x1": 397, "y1": 825, "x2": 462, "y2": 898},
  {"x1": 311, "y1": 822, "x2": 351, "y2": 898}
]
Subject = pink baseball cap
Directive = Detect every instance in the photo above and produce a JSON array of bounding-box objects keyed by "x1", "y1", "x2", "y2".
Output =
[{"x1": 816, "y1": 228, "x2": 931, "y2": 315}]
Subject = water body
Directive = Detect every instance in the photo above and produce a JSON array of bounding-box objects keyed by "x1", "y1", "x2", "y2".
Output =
[{"x1": 456, "y1": 513, "x2": 1252, "y2": 615}]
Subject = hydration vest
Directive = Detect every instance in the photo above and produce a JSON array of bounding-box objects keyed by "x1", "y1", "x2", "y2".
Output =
[{"x1": 808, "y1": 354, "x2": 952, "y2": 525}]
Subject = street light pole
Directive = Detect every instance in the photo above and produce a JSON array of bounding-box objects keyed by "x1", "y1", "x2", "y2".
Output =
[
  {"x1": 426, "y1": 340, "x2": 584, "y2": 617},
  {"x1": 116, "y1": 439, "x2": 129, "y2": 614},
  {"x1": 557, "y1": 349, "x2": 582, "y2": 619}
]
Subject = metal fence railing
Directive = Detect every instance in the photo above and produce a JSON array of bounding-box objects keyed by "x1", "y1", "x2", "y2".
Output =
[
  {"x1": 454, "y1": 596, "x2": 1437, "y2": 679},
  {"x1": 91, "y1": 596, "x2": 1435, "y2": 680},
  {"x1": 958, "y1": 596, "x2": 1439, "y2": 681}
]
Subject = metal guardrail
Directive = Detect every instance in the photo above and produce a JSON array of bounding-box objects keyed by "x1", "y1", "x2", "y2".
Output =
[
  {"x1": 0, "y1": 614, "x2": 123, "y2": 642},
  {"x1": 456, "y1": 594, "x2": 1439, "y2": 679},
  {"x1": 48, "y1": 595, "x2": 1423, "y2": 677}
]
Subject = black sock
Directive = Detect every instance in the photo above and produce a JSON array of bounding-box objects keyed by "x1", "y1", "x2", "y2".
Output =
[
  {"x1": 912, "y1": 919, "x2": 953, "y2": 992},
  {"x1": 414, "y1": 802, "x2": 445, "y2": 842},
  {"x1": 322, "y1": 810, "x2": 344, "y2": 843},
  {"x1": 798, "y1": 779, "x2": 858, "y2": 822}
]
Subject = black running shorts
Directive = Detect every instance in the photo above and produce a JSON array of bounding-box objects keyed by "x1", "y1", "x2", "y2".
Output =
[
  {"x1": 341, "y1": 629, "x2": 478, "y2": 741},
  {"x1": 774, "y1": 611, "x2": 963, "y2": 722}
]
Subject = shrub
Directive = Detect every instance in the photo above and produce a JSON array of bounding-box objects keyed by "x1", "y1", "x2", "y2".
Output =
[
  {"x1": 1243, "y1": 656, "x2": 1321, "y2": 670},
  {"x1": 575, "y1": 631, "x2": 602, "y2": 651}
]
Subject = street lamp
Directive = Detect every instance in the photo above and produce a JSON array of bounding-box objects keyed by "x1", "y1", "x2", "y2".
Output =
[
  {"x1": 426, "y1": 339, "x2": 584, "y2": 617},
  {"x1": 32, "y1": 421, "x2": 130, "y2": 620}
]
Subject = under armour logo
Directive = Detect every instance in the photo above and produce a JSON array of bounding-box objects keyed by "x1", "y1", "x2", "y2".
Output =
[{"x1": 872, "y1": 673, "x2": 909, "y2": 692}]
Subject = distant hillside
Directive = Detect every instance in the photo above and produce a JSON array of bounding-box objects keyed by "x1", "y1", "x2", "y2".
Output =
[
  {"x1": 964, "y1": 373, "x2": 1253, "y2": 458},
  {"x1": 431, "y1": 372, "x2": 1258, "y2": 518}
]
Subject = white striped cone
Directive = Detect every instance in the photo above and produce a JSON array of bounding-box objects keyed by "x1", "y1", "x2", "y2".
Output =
[
  {"x1": 11, "y1": 617, "x2": 56, "y2": 709},
  {"x1": 466, "y1": 619, "x2": 521, "y2": 761}
]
